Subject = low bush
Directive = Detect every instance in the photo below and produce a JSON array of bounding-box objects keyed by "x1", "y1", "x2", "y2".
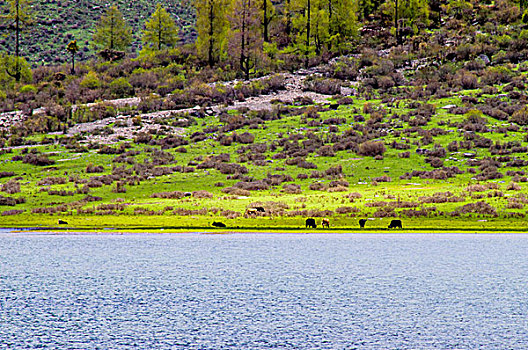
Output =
[
  {"x1": 282, "y1": 183, "x2": 302, "y2": 194},
  {"x1": 358, "y1": 141, "x2": 386, "y2": 157},
  {"x1": 22, "y1": 153, "x2": 55, "y2": 166},
  {"x1": 1, "y1": 179, "x2": 21, "y2": 194},
  {"x1": 151, "y1": 191, "x2": 186, "y2": 199}
]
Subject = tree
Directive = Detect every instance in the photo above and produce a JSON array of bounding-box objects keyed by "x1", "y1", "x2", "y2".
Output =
[
  {"x1": 228, "y1": 0, "x2": 263, "y2": 79},
  {"x1": 328, "y1": 0, "x2": 358, "y2": 51},
  {"x1": 0, "y1": 53, "x2": 32, "y2": 88},
  {"x1": 142, "y1": 4, "x2": 179, "y2": 50},
  {"x1": 66, "y1": 40, "x2": 79, "y2": 75},
  {"x1": 262, "y1": 0, "x2": 275, "y2": 42},
  {"x1": 195, "y1": 0, "x2": 231, "y2": 66},
  {"x1": 2, "y1": 0, "x2": 32, "y2": 82},
  {"x1": 381, "y1": 0, "x2": 429, "y2": 44},
  {"x1": 93, "y1": 5, "x2": 132, "y2": 51}
]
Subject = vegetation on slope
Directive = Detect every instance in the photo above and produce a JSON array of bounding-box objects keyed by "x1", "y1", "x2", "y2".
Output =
[{"x1": 2, "y1": 0, "x2": 528, "y2": 230}]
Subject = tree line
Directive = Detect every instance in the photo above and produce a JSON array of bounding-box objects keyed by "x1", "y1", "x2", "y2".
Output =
[{"x1": 2, "y1": 0, "x2": 528, "y2": 82}]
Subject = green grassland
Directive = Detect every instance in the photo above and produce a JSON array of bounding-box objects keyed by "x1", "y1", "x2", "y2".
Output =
[{"x1": 3, "y1": 83, "x2": 528, "y2": 232}]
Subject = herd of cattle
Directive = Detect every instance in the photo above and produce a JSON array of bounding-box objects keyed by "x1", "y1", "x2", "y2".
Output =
[
  {"x1": 57, "y1": 215, "x2": 403, "y2": 230},
  {"x1": 305, "y1": 218, "x2": 402, "y2": 229},
  {"x1": 211, "y1": 217, "x2": 404, "y2": 229}
]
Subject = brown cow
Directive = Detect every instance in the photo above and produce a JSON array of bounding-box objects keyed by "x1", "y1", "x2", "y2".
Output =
[{"x1": 321, "y1": 218, "x2": 330, "y2": 228}]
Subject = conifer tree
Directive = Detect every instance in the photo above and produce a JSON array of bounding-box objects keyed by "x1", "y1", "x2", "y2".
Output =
[
  {"x1": 93, "y1": 5, "x2": 132, "y2": 51},
  {"x1": 195, "y1": 0, "x2": 230, "y2": 66},
  {"x1": 142, "y1": 4, "x2": 179, "y2": 50},
  {"x1": 228, "y1": 0, "x2": 262, "y2": 79},
  {"x1": 2, "y1": 0, "x2": 32, "y2": 82},
  {"x1": 328, "y1": 0, "x2": 357, "y2": 50},
  {"x1": 262, "y1": 0, "x2": 275, "y2": 42},
  {"x1": 66, "y1": 40, "x2": 79, "y2": 75},
  {"x1": 381, "y1": 0, "x2": 429, "y2": 44}
]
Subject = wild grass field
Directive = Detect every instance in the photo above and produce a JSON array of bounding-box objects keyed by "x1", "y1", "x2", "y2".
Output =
[{"x1": 3, "y1": 76, "x2": 528, "y2": 232}]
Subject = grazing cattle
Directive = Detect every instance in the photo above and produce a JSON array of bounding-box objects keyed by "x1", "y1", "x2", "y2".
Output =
[
  {"x1": 321, "y1": 218, "x2": 330, "y2": 228},
  {"x1": 212, "y1": 221, "x2": 226, "y2": 228},
  {"x1": 58, "y1": 219, "x2": 68, "y2": 225},
  {"x1": 388, "y1": 219, "x2": 402, "y2": 229},
  {"x1": 246, "y1": 208, "x2": 258, "y2": 216},
  {"x1": 246, "y1": 206, "x2": 266, "y2": 217},
  {"x1": 305, "y1": 218, "x2": 317, "y2": 228},
  {"x1": 359, "y1": 219, "x2": 367, "y2": 228}
]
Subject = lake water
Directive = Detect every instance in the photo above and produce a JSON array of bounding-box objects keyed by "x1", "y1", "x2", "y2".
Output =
[{"x1": 1, "y1": 233, "x2": 528, "y2": 349}]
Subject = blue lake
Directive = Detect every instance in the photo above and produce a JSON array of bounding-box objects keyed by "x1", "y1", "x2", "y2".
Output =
[{"x1": 1, "y1": 233, "x2": 528, "y2": 349}]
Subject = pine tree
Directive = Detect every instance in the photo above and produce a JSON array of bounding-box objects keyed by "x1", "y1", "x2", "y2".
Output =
[
  {"x1": 328, "y1": 0, "x2": 357, "y2": 50},
  {"x1": 93, "y1": 5, "x2": 132, "y2": 51},
  {"x1": 228, "y1": 0, "x2": 262, "y2": 79},
  {"x1": 2, "y1": 0, "x2": 32, "y2": 82},
  {"x1": 381, "y1": 0, "x2": 429, "y2": 44},
  {"x1": 262, "y1": 0, "x2": 275, "y2": 42},
  {"x1": 142, "y1": 4, "x2": 179, "y2": 50},
  {"x1": 66, "y1": 40, "x2": 79, "y2": 75},
  {"x1": 195, "y1": 0, "x2": 230, "y2": 66}
]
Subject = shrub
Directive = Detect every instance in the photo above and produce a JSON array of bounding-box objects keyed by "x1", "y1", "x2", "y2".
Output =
[
  {"x1": 335, "y1": 207, "x2": 359, "y2": 214},
  {"x1": 317, "y1": 145, "x2": 335, "y2": 157},
  {"x1": 221, "y1": 187, "x2": 251, "y2": 196},
  {"x1": 281, "y1": 183, "x2": 302, "y2": 194},
  {"x1": 1, "y1": 209, "x2": 25, "y2": 216},
  {"x1": 80, "y1": 71, "x2": 102, "y2": 89},
  {"x1": 22, "y1": 153, "x2": 55, "y2": 166},
  {"x1": 451, "y1": 202, "x2": 497, "y2": 216},
  {"x1": 193, "y1": 190, "x2": 214, "y2": 198},
  {"x1": 303, "y1": 77, "x2": 342, "y2": 95},
  {"x1": 19, "y1": 85, "x2": 37, "y2": 94},
  {"x1": 151, "y1": 191, "x2": 186, "y2": 199},
  {"x1": 358, "y1": 141, "x2": 386, "y2": 157},
  {"x1": 510, "y1": 106, "x2": 528, "y2": 126},
  {"x1": 372, "y1": 175, "x2": 391, "y2": 182},
  {"x1": 309, "y1": 182, "x2": 327, "y2": 191},
  {"x1": 235, "y1": 132, "x2": 255, "y2": 144},
  {"x1": 37, "y1": 177, "x2": 67, "y2": 186},
  {"x1": 108, "y1": 78, "x2": 134, "y2": 98},
  {"x1": 216, "y1": 163, "x2": 248, "y2": 175},
  {"x1": 134, "y1": 132, "x2": 153, "y2": 144},
  {"x1": 0, "y1": 179, "x2": 20, "y2": 194},
  {"x1": 0, "y1": 195, "x2": 25, "y2": 206}
]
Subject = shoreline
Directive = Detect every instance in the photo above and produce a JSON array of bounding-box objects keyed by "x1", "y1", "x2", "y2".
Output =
[{"x1": 2, "y1": 227, "x2": 528, "y2": 234}]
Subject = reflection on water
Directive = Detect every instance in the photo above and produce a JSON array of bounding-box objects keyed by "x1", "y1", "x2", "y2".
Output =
[{"x1": 1, "y1": 233, "x2": 527, "y2": 349}]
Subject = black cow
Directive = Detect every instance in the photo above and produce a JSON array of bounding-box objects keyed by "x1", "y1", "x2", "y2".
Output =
[
  {"x1": 255, "y1": 207, "x2": 265, "y2": 212},
  {"x1": 388, "y1": 219, "x2": 402, "y2": 229},
  {"x1": 359, "y1": 219, "x2": 367, "y2": 228},
  {"x1": 58, "y1": 219, "x2": 68, "y2": 225},
  {"x1": 212, "y1": 221, "x2": 226, "y2": 228},
  {"x1": 305, "y1": 218, "x2": 317, "y2": 228}
]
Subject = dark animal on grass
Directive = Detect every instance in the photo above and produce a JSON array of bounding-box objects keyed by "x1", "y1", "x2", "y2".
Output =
[
  {"x1": 246, "y1": 206, "x2": 266, "y2": 216},
  {"x1": 306, "y1": 218, "x2": 317, "y2": 228},
  {"x1": 359, "y1": 219, "x2": 367, "y2": 228},
  {"x1": 212, "y1": 221, "x2": 226, "y2": 228},
  {"x1": 58, "y1": 219, "x2": 68, "y2": 225},
  {"x1": 321, "y1": 218, "x2": 330, "y2": 228},
  {"x1": 388, "y1": 219, "x2": 402, "y2": 229}
]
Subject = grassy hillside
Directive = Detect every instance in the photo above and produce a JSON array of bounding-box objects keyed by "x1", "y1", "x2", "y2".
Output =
[
  {"x1": 0, "y1": 0, "x2": 195, "y2": 66},
  {"x1": 2, "y1": 0, "x2": 528, "y2": 231}
]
